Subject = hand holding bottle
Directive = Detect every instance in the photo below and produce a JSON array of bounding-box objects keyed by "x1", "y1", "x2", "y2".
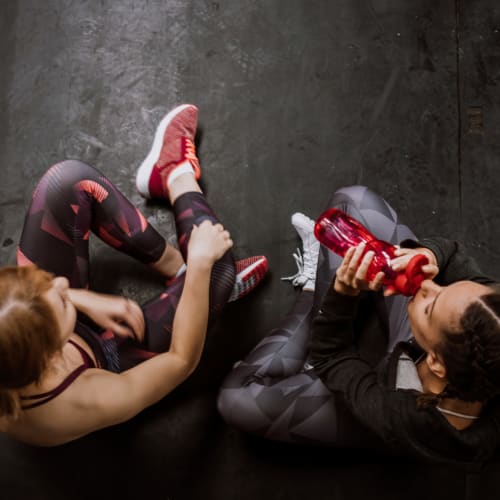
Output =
[
  {"x1": 315, "y1": 208, "x2": 436, "y2": 296},
  {"x1": 384, "y1": 246, "x2": 439, "y2": 296},
  {"x1": 334, "y1": 243, "x2": 439, "y2": 297},
  {"x1": 334, "y1": 243, "x2": 385, "y2": 296}
]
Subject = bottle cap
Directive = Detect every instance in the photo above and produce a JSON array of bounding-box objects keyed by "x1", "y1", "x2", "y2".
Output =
[{"x1": 393, "y1": 254, "x2": 429, "y2": 296}]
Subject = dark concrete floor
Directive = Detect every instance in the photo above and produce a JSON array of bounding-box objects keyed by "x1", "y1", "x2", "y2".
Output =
[{"x1": 1, "y1": 1, "x2": 500, "y2": 499}]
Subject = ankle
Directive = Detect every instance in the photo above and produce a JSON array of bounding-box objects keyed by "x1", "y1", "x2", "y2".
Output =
[
  {"x1": 167, "y1": 161, "x2": 195, "y2": 186},
  {"x1": 151, "y1": 245, "x2": 185, "y2": 279},
  {"x1": 167, "y1": 172, "x2": 202, "y2": 204},
  {"x1": 303, "y1": 280, "x2": 315, "y2": 292}
]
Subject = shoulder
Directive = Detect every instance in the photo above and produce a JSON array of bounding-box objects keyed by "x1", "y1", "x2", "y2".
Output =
[{"x1": 66, "y1": 367, "x2": 121, "y2": 405}]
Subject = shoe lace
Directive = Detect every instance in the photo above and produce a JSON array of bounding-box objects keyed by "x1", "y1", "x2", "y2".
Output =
[
  {"x1": 184, "y1": 138, "x2": 199, "y2": 163},
  {"x1": 301, "y1": 235, "x2": 319, "y2": 279},
  {"x1": 281, "y1": 248, "x2": 314, "y2": 287}
]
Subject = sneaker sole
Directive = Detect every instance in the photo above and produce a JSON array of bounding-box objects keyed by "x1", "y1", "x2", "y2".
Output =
[
  {"x1": 229, "y1": 257, "x2": 268, "y2": 301},
  {"x1": 237, "y1": 258, "x2": 267, "y2": 281},
  {"x1": 136, "y1": 103, "x2": 195, "y2": 198}
]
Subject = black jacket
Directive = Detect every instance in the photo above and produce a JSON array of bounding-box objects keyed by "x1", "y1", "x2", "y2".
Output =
[{"x1": 310, "y1": 237, "x2": 500, "y2": 464}]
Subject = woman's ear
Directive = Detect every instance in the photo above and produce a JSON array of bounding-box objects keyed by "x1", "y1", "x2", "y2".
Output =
[{"x1": 426, "y1": 351, "x2": 447, "y2": 380}]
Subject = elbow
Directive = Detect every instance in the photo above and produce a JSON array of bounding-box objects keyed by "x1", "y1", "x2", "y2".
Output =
[
  {"x1": 183, "y1": 361, "x2": 198, "y2": 379},
  {"x1": 170, "y1": 350, "x2": 201, "y2": 380}
]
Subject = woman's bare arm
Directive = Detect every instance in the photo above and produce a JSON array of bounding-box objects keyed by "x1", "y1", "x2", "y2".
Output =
[{"x1": 63, "y1": 221, "x2": 233, "y2": 434}]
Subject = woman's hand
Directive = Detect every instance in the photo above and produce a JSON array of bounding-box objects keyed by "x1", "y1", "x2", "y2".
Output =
[
  {"x1": 68, "y1": 289, "x2": 145, "y2": 341},
  {"x1": 187, "y1": 220, "x2": 233, "y2": 265},
  {"x1": 334, "y1": 243, "x2": 385, "y2": 296},
  {"x1": 384, "y1": 247, "x2": 439, "y2": 296}
]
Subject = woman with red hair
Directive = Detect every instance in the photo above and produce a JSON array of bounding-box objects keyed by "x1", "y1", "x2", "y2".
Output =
[{"x1": 0, "y1": 104, "x2": 267, "y2": 446}]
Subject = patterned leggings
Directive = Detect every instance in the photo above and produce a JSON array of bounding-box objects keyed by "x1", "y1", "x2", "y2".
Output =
[
  {"x1": 217, "y1": 186, "x2": 416, "y2": 447},
  {"x1": 18, "y1": 160, "x2": 235, "y2": 370}
]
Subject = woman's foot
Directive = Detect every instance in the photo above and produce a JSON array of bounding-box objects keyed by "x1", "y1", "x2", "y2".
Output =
[
  {"x1": 282, "y1": 213, "x2": 319, "y2": 291},
  {"x1": 229, "y1": 256, "x2": 269, "y2": 302},
  {"x1": 136, "y1": 104, "x2": 201, "y2": 200},
  {"x1": 162, "y1": 255, "x2": 268, "y2": 301}
]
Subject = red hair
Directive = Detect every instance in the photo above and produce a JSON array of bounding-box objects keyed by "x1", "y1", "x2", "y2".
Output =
[{"x1": 0, "y1": 266, "x2": 61, "y2": 417}]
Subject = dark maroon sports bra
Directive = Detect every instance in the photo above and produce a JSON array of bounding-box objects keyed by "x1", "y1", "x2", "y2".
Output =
[{"x1": 20, "y1": 339, "x2": 96, "y2": 410}]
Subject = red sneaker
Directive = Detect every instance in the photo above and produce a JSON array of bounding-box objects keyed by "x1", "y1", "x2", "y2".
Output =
[
  {"x1": 228, "y1": 256, "x2": 269, "y2": 302},
  {"x1": 136, "y1": 104, "x2": 201, "y2": 199}
]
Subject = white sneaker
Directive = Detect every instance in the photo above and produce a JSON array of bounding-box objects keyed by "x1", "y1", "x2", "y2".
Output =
[{"x1": 281, "y1": 212, "x2": 320, "y2": 290}]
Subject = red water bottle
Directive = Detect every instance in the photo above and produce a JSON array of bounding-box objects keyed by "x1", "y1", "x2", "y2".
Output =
[{"x1": 314, "y1": 208, "x2": 428, "y2": 296}]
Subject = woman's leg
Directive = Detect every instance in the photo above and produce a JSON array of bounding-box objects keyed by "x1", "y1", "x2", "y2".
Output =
[
  {"x1": 119, "y1": 104, "x2": 236, "y2": 359},
  {"x1": 314, "y1": 185, "x2": 417, "y2": 352},
  {"x1": 135, "y1": 190, "x2": 236, "y2": 355},
  {"x1": 18, "y1": 160, "x2": 186, "y2": 372},
  {"x1": 19, "y1": 158, "x2": 235, "y2": 365},
  {"x1": 217, "y1": 291, "x2": 381, "y2": 446},
  {"x1": 18, "y1": 160, "x2": 170, "y2": 287},
  {"x1": 218, "y1": 186, "x2": 414, "y2": 445}
]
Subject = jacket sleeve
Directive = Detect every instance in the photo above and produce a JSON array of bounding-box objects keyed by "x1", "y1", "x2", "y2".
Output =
[
  {"x1": 400, "y1": 237, "x2": 497, "y2": 286},
  {"x1": 309, "y1": 287, "x2": 394, "y2": 438},
  {"x1": 310, "y1": 239, "x2": 499, "y2": 457}
]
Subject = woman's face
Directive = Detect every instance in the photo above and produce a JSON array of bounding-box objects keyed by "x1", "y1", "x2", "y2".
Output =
[
  {"x1": 43, "y1": 277, "x2": 76, "y2": 343},
  {"x1": 407, "y1": 279, "x2": 490, "y2": 353}
]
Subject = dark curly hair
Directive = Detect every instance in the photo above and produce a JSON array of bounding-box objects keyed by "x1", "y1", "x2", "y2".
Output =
[{"x1": 418, "y1": 287, "x2": 500, "y2": 407}]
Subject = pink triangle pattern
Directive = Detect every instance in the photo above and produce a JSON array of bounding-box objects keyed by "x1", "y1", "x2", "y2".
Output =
[
  {"x1": 136, "y1": 208, "x2": 148, "y2": 232},
  {"x1": 178, "y1": 233, "x2": 187, "y2": 247},
  {"x1": 115, "y1": 212, "x2": 131, "y2": 237},
  {"x1": 176, "y1": 207, "x2": 194, "y2": 221},
  {"x1": 76, "y1": 180, "x2": 109, "y2": 204},
  {"x1": 41, "y1": 209, "x2": 73, "y2": 245},
  {"x1": 16, "y1": 247, "x2": 35, "y2": 267},
  {"x1": 98, "y1": 226, "x2": 123, "y2": 248}
]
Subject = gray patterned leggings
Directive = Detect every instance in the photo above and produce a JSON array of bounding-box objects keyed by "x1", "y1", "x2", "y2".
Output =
[{"x1": 217, "y1": 186, "x2": 416, "y2": 446}]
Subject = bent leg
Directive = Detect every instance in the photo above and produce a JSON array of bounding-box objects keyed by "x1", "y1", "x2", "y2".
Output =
[
  {"x1": 18, "y1": 160, "x2": 166, "y2": 288},
  {"x1": 219, "y1": 370, "x2": 380, "y2": 446},
  {"x1": 236, "y1": 292, "x2": 314, "y2": 378},
  {"x1": 217, "y1": 293, "x2": 380, "y2": 446},
  {"x1": 314, "y1": 185, "x2": 417, "y2": 352},
  {"x1": 218, "y1": 291, "x2": 369, "y2": 444},
  {"x1": 124, "y1": 191, "x2": 236, "y2": 356},
  {"x1": 173, "y1": 191, "x2": 235, "y2": 316},
  {"x1": 217, "y1": 187, "x2": 417, "y2": 445}
]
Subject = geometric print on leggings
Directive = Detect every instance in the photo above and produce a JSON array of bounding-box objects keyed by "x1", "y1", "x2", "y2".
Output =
[
  {"x1": 18, "y1": 160, "x2": 166, "y2": 288},
  {"x1": 218, "y1": 292, "x2": 343, "y2": 444},
  {"x1": 315, "y1": 185, "x2": 417, "y2": 352},
  {"x1": 18, "y1": 160, "x2": 235, "y2": 371},
  {"x1": 218, "y1": 185, "x2": 417, "y2": 446},
  {"x1": 116, "y1": 191, "x2": 236, "y2": 366}
]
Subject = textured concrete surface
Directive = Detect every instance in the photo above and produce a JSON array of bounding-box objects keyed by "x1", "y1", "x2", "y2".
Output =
[{"x1": 1, "y1": 1, "x2": 500, "y2": 499}]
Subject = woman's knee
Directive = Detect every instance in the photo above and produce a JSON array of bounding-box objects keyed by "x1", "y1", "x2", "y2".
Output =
[
  {"x1": 217, "y1": 383, "x2": 269, "y2": 434},
  {"x1": 36, "y1": 160, "x2": 100, "y2": 198},
  {"x1": 35, "y1": 160, "x2": 109, "y2": 210},
  {"x1": 325, "y1": 185, "x2": 374, "y2": 210},
  {"x1": 42, "y1": 160, "x2": 99, "y2": 182}
]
